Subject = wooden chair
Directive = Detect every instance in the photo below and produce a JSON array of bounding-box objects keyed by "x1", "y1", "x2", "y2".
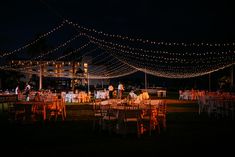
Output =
[
  {"x1": 13, "y1": 103, "x2": 27, "y2": 121},
  {"x1": 157, "y1": 100, "x2": 167, "y2": 131},
  {"x1": 92, "y1": 99, "x2": 103, "y2": 131},
  {"x1": 123, "y1": 105, "x2": 142, "y2": 138},
  {"x1": 45, "y1": 95, "x2": 59, "y2": 121},
  {"x1": 141, "y1": 100, "x2": 160, "y2": 136},
  {"x1": 56, "y1": 98, "x2": 66, "y2": 121},
  {"x1": 18, "y1": 94, "x2": 26, "y2": 101},
  {"x1": 101, "y1": 104, "x2": 119, "y2": 134}
]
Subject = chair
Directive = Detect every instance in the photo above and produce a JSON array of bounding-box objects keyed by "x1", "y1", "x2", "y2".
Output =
[
  {"x1": 222, "y1": 99, "x2": 234, "y2": 120},
  {"x1": 56, "y1": 98, "x2": 66, "y2": 121},
  {"x1": 18, "y1": 94, "x2": 26, "y2": 101},
  {"x1": 157, "y1": 100, "x2": 167, "y2": 131},
  {"x1": 123, "y1": 105, "x2": 142, "y2": 138},
  {"x1": 7, "y1": 102, "x2": 16, "y2": 121},
  {"x1": 13, "y1": 103, "x2": 26, "y2": 121},
  {"x1": 31, "y1": 93, "x2": 42, "y2": 117},
  {"x1": 207, "y1": 97, "x2": 218, "y2": 118},
  {"x1": 92, "y1": 99, "x2": 103, "y2": 131},
  {"x1": 101, "y1": 104, "x2": 118, "y2": 134},
  {"x1": 45, "y1": 95, "x2": 59, "y2": 121},
  {"x1": 31, "y1": 102, "x2": 45, "y2": 121},
  {"x1": 141, "y1": 100, "x2": 160, "y2": 136},
  {"x1": 198, "y1": 96, "x2": 206, "y2": 115}
]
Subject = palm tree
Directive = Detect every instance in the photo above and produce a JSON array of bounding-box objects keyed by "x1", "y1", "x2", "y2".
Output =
[{"x1": 218, "y1": 75, "x2": 231, "y2": 91}]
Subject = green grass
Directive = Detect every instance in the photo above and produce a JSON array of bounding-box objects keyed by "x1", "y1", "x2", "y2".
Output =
[{"x1": 0, "y1": 100, "x2": 234, "y2": 155}]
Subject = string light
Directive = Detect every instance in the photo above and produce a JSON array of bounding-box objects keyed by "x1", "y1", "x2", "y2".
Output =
[
  {"x1": 6, "y1": 42, "x2": 91, "y2": 72},
  {"x1": 1, "y1": 19, "x2": 234, "y2": 79},
  {"x1": 3, "y1": 39, "x2": 234, "y2": 79},
  {"x1": 87, "y1": 35, "x2": 234, "y2": 57},
  {"x1": 0, "y1": 21, "x2": 66, "y2": 58},
  {"x1": 98, "y1": 44, "x2": 235, "y2": 78},
  {"x1": 94, "y1": 40, "x2": 234, "y2": 65},
  {"x1": 67, "y1": 19, "x2": 235, "y2": 47},
  {"x1": 2, "y1": 45, "x2": 138, "y2": 79},
  {"x1": 32, "y1": 34, "x2": 81, "y2": 60}
]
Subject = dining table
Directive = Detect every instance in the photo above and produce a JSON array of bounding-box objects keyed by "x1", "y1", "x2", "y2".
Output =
[{"x1": 14, "y1": 101, "x2": 47, "y2": 120}]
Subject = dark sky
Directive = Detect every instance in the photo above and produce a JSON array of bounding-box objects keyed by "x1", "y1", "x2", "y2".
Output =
[{"x1": 0, "y1": 0, "x2": 235, "y2": 50}]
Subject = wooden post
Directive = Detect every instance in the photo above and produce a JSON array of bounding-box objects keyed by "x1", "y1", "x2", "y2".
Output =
[
  {"x1": 145, "y1": 68, "x2": 147, "y2": 90},
  {"x1": 72, "y1": 62, "x2": 75, "y2": 92},
  {"x1": 231, "y1": 65, "x2": 234, "y2": 87},
  {"x1": 87, "y1": 71, "x2": 90, "y2": 94},
  {"x1": 209, "y1": 73, "x2": 211, "y2": 92},
  {"x1": 39, "y1": 64, "x2": 43, "y2": 90}
]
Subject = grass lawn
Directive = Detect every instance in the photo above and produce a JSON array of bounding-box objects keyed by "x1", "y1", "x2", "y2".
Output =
[{"x1": 0, "y1": 99, "x2": 234, "y2": 155}]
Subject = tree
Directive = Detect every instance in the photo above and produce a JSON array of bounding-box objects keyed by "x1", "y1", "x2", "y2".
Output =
[{"x1": 218, "y1": 75, "x2": 231, "y2": 91}]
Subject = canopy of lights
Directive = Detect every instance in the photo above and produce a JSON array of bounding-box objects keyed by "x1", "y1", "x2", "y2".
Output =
[{"x1": 0, "y1": 20, "x2": 234, "y2": 79}]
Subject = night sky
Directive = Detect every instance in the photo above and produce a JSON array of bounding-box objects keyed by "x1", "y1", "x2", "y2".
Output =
[{"x1": 1, "y1": 0, "x2": 235, "y2": 50}]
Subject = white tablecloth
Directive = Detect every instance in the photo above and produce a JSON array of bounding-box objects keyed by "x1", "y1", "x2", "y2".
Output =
[
  {"x1": 65, "y1": 92, "x2": 89, "y2": 103},
  {"x1": 95, "y1": 91, "x2": 109, "y2": 99}
]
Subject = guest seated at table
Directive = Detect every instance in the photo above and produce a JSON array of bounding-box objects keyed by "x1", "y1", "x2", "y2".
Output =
[
  {"x1": 108, "y1": 84, "x2": 114, "y2": 99},
  {"x1": 129, "y1": 90, "x2": 137, "y2": 99},
  {"x1": 127, "y1": 90, "x2": 138, "y2": 105},
  {"x1": 142, "y1": 90, "x2": 150, "y2": 100},
  {"x1": 113, "y1": 90, "x2": 117, "y2": 98},
  {"x1": 136, "y1": 90, "x2": 149, "y2": 102},
  {"x1": 5, "y1": 89, "x2": 10, "y2": 94},
  {"x1": 104, "y1": 89, "x2": 109, "y2": 99},
  {"x1": 118, "y1": 82, "x2": 124, "y2": 99},
  {"x1": 34, "y1": 92, "x2": 41, "y2": 101}
]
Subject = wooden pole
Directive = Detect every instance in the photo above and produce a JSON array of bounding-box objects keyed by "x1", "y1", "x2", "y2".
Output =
[
  {"x1": 209, "y1": 73, "x2": 211, "y2": 92},
  {"x1": 87, "y1": 72, "x2": 90, "y2": 94},
  {"x1": 231, "y1": 65, "x2": 234, "y2": 87},
  {"x1": 145, "y1": 68, "x2": 147, "y2": 90},
  {"x1": 72, "y1": 62, "x2": 75, "y2": 92},
  {"x1": 39, "y1": 64, "x2": 42, "y2": 90}
]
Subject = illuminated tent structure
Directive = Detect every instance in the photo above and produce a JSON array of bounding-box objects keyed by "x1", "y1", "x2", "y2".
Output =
[{"x1": 0, "y1": 20, "x2": 234, "y2": 90}]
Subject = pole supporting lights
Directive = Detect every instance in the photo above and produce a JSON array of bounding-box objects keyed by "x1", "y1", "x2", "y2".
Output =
[{"x1": 84, "y1": 63, "x2": 89, "y2": 94}]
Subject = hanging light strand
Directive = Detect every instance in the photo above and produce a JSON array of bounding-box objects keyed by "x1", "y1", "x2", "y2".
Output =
[
  {"x1": 66, "y1": 19, "x2": 235, "y2": 47},
  {"x1": 0, "y1": 21, "x2": 66, "y2": 58}
]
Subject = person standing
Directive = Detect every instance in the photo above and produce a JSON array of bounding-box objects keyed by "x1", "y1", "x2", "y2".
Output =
[
  {"x1": 108, "y1": 84, "x2": 114, "y2": 99},
  {"x1": 25, "y1": 82, "x2": 31, "y2": 101},
  {"x1": 118, "y1": 82, "x2": 124, "y2": 99},
  {"x1": 15, "y1": 85, "x2": 20, "y2": 95}
]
